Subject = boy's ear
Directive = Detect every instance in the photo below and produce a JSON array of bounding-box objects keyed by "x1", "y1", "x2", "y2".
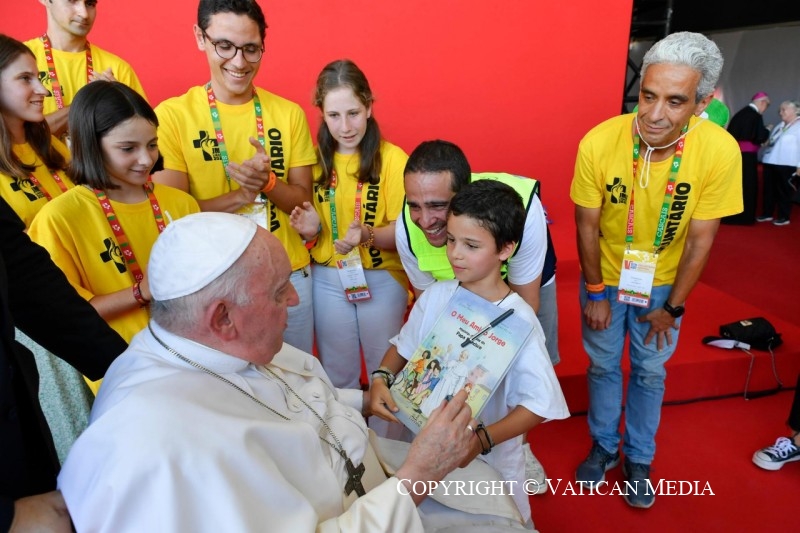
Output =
[{"x1": 498, "y1": 241, "x2": 515, "y2": 262}]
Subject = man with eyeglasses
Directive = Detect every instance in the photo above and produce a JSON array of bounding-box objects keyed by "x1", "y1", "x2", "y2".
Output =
[
  {"x1": 153, "y1": 0, "x2": 317, "y2": 354},
  {"x1": 25, "y1": 0, "x2": 148, "y2": 140}
]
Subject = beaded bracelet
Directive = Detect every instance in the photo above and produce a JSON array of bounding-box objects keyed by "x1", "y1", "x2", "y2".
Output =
[
  {"x1": 370, "y1": 368, "x2": 395, "y2": 388},
  {"x1": 360, "y1": 224, "x2": 375, "y2": 249}
]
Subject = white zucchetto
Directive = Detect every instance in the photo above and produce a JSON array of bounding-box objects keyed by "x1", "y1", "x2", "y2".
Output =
[{"x1": 148, "y1": 212, "x2": 257, "y2": 301}]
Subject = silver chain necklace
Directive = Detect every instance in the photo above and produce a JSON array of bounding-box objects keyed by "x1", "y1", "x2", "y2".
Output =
[{"x1": 147, "y1": 324, "x2": 366, "y2": 496}]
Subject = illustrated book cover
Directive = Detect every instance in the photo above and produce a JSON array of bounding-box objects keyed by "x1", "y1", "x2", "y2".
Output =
[{"x1": 390, "y1": 286, "x2": 533, "y2": 433}]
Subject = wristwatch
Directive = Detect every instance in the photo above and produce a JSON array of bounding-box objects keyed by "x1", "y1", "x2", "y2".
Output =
[{"x1": 663, "y1": 301, "x2": 685, "y2": 318}]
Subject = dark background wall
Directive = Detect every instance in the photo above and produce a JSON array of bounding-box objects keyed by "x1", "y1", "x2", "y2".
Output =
[
  {"x1": 628, "y1": 0, "x2": 800, "y2": 128},
  {"x1": 631, "y1": 0, "x2": 800, "y2": 39},
  {"x1": 672, "y1": 0, "x2": 800, "y2": 35}
]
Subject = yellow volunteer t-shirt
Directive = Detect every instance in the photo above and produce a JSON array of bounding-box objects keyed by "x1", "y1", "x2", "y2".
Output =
[
  {"x1": 156, "y1": 86, "x2": 317, "y2": 271},
  {"x1": 570, "y1": 114, "x2": 743, "y2": 285},
  {"x1": 1, "y1": 138, "x2": 72, "y2": 227},
  {"x1": 29, "y1": 184, "x2": 200, "y2": 344},
  {"x1": 310, "y1": 141, "x2": 408, "y2": 284},
  {"x1": 24, "y1": 38, "x2": 148, "y2": 114}
]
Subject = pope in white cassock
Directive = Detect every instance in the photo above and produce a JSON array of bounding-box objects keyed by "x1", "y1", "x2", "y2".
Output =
[{"x1": 57, "y1": 213, "x2": 530, "y2": 532}]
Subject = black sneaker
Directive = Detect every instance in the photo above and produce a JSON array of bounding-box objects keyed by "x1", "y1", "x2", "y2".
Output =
[
  {"x1": 756, "y1": 215, "x2": 773, "y2": 222},
  {"x1": 752, "y1": 436, "x2": 800, "y2": 471},
  {"x1": 622, "y1": 458, "x2": 655, "y2": 509},
  {"x1": 576, "y1": 441, "x2": 620, "y2": 485},
  {"x1": 773, "y1": 219, "x2": 790, "y2": 226}
]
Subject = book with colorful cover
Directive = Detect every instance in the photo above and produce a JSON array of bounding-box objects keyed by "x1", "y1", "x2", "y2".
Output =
[{"x1": 389, "y1": 285, "x2": 533, "y2": 434}]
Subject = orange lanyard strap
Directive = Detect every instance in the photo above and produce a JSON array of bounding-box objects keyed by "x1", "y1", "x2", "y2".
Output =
[
  {"x1": 41, "y1": 34, "x2": 93, "y2": 110},
  {"x1": 93, "y1": 184, "x2": 166, "y2": 283},
  {"x1": 27, "y1": 170, "x2": 68, "y2": 201}
]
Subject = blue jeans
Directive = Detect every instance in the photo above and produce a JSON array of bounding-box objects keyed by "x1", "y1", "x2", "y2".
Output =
[
  {"x1": 538, "y1": 279, "x2": 560, "y2": 365},
  {"x1": 284, "y1": 267, "x2": 313, "y2": 354},
  {"x1": 579, "y1": 283, "x2": 682, "y2": 464}
]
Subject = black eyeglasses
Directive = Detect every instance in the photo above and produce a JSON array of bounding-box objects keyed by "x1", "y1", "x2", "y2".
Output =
[{"x1": 201, "y1": 29, "x2": 264, "y2": 63}]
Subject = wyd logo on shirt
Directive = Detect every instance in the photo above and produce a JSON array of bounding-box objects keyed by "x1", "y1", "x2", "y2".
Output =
[
  {"x1": 99, "y1": 238, "x2": 126, "y2": 274},
  {"x1": 314, "y1": 184, "x2": 330, "y2": 205},
  {"x1": 606, "y1": 177, "x2": 628, "y2": 204},
  {"x1": 37, "y1": 72, "x2": 54, "y2": 96},
  {"x1": 192, "y1": 131, "x2": 221, "y2": 162},
  {"x1": 10, "y1": 177, "x2": 45, "y2": 202}
]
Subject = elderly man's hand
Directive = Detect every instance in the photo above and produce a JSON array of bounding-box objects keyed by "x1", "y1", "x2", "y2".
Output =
[
  {"x1": 394, "y1": 389, "x2": 477, "y2": 504},
  {"x1": 11, "y1": 491, "x2": 71, "y2": 533}
]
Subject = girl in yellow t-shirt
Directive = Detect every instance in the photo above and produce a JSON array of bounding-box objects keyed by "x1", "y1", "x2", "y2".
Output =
[
  {"x1": 0, "y1": 34, "x2": 87, "y2": 463},
  {"x1": 29, "y1": 81, "x2": 200, "y2": 393},
  {"x1": 0, "y1": 35, "x2": 73, "y2": 227},
  {"x1": 290, "y1": 60, "x2": 409, "y2": 400}
]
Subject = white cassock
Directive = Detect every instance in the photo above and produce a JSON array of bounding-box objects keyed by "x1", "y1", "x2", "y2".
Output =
[{"x1": 58, "y1": 321, "x2": 422, "y2": 532}]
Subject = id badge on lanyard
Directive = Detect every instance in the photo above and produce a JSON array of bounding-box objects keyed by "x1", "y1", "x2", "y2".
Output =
[
  {"x1": 337, "y1": 249, "x2": 372, "y2": 302},
  {"x1": 329, "y1": 174, "x2": 371, "y2": 302},
  {"x1": 618, "y1": 123, "x2": 686, "y2": 308},
  {"x1": 617, "y1": 248, "x2": 657, "y2": 307}
]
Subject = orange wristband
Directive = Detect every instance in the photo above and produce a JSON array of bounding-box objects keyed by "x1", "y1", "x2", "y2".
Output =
[
  {"x1": 584, "y1": 282, "x2": 606, "y2": 293},
  {"x1": 261, "y1": 171, "x2": 277, "y2": 194}
]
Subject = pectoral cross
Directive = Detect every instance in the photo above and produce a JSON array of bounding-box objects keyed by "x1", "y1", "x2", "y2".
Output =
[{"x1": 343, "y1": 457, "x2": 366, "y2": 496}]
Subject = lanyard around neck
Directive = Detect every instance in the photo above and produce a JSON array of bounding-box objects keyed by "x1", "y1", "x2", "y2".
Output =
[
  {"x1": 768, "y1": 117, "x2": 800, "y2": 146},
  {"x1": 41, "y1": 34, "x2": 93, "y2": 111},
  {"x1": 204, "y1": 83, "x2": 265, "y2": 190},
  {"x1": 93, "y1": 183, "x2": 166, "y2": 283},
  {"x1": 28, "y1": 170, "x2": 68, "y2": 201},
  {"x1": 327, "y1": 169, "x2": 364, "y2": 242},
  {"x1": 628, "y1": 123, "x2": 687, "y2": 252},
  {"x1": 147, "y1": 324, "x2": 366, "y2": 496}
]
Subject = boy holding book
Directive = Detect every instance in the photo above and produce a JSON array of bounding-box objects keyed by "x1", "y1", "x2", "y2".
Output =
[{"x1": 370, "y1": 180, "x2": 569, "y2": 525}]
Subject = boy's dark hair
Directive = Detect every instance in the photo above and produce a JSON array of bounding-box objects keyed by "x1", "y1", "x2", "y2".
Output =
[
  {"x1": 198, "y1": 0, "x2": 268, "y2": 42},
  {"x1": 68, "y1": 81, "x2": 158, "y2": 190},
  {"x1": 404, "y1": 140, "x2": 472, "y2": 194},
  {"x1": 448, "y1": 180, "x2": 525, "y2": 251}
]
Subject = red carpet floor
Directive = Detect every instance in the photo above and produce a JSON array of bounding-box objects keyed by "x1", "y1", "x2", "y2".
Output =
[
  {"x1": 528, "y1": 203, "x2": 799, "y2": 530},
  {"x1": 530, "y1": 390, "x2": 797, "y2": 531}
]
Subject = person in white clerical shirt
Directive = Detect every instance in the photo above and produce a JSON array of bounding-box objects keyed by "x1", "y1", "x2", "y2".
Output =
[{"x1": 57, "y1": 212, "x2": 531, "y2": 532}]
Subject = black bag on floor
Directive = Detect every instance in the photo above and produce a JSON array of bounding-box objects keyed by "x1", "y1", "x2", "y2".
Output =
[
  {"x1": 702, "y1": 317, "x2": 784, "y2": 399},
  {"x1": 719, "y1": 317, "x2": 782, "y2": 351}
]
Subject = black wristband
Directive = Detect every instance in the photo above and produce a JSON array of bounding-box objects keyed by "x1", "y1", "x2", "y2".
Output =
[{"x1": 475, "y1": 423, "x2": 494, "y2": 455}]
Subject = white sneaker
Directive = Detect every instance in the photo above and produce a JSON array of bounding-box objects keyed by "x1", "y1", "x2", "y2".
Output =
[{"x1": 524, "y1": 445, "x2": 547, "y2": 495}]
